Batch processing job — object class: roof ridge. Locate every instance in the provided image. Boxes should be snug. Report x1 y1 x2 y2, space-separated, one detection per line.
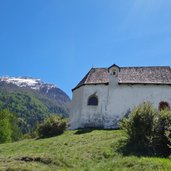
91 67 108 69
121 66 170 69
89 66 170 69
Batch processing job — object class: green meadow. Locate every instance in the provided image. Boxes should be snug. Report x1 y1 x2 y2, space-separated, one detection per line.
0 130 170 171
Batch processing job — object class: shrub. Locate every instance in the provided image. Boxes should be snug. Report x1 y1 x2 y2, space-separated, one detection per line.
120 102 171 156
121 102 157 153
37 115 67 138
154 109 171 156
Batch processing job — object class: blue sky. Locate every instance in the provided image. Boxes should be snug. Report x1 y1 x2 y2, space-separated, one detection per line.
0 0 171 97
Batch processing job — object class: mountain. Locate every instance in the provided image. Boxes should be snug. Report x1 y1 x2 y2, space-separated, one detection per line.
0 76 71 133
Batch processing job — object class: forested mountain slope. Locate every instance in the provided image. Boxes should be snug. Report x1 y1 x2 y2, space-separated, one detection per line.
0 77 71 133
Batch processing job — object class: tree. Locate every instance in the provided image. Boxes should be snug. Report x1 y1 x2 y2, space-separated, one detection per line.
0 110 12 143
0 109 21 143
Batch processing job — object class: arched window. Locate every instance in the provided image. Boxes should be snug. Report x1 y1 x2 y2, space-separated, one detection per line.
159 101 170 111
88 95 98 106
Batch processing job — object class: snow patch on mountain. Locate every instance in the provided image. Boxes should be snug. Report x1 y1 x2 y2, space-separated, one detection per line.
0 76 57 91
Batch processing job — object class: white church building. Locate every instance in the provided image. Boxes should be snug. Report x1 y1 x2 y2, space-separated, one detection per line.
70 64 171 129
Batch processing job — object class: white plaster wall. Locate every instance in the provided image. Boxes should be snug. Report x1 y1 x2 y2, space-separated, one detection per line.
69 86 84 129
106 83 171 128
80 85 108 128
70 84 108 129
70 82 171 129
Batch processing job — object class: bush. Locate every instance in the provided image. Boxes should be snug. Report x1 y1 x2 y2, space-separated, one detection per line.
37 115 67 138
154 110 171 156
121 102 157 154
120 102 171 156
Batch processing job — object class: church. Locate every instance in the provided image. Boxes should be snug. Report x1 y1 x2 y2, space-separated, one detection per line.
70 64 171 129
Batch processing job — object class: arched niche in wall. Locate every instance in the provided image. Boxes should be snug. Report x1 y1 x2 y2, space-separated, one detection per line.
159 101 170 111
87 95 98 106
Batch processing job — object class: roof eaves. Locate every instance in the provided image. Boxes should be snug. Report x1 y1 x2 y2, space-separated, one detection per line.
72 82 109 92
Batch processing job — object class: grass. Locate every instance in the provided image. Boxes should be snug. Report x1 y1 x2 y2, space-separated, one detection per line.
0 129 170 171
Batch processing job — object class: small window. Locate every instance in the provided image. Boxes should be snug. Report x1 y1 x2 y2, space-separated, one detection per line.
159 101 170 111
88 95 98 106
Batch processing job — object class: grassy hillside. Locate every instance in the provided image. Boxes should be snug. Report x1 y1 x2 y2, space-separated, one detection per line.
0 130 171 171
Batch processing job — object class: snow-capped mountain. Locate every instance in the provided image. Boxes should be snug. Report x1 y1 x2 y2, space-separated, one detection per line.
0 76 71 101
0 76 71 133
0 76 71 115
0 76 56 91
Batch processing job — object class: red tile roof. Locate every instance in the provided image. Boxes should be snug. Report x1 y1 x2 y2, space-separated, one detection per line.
72 65 171 91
